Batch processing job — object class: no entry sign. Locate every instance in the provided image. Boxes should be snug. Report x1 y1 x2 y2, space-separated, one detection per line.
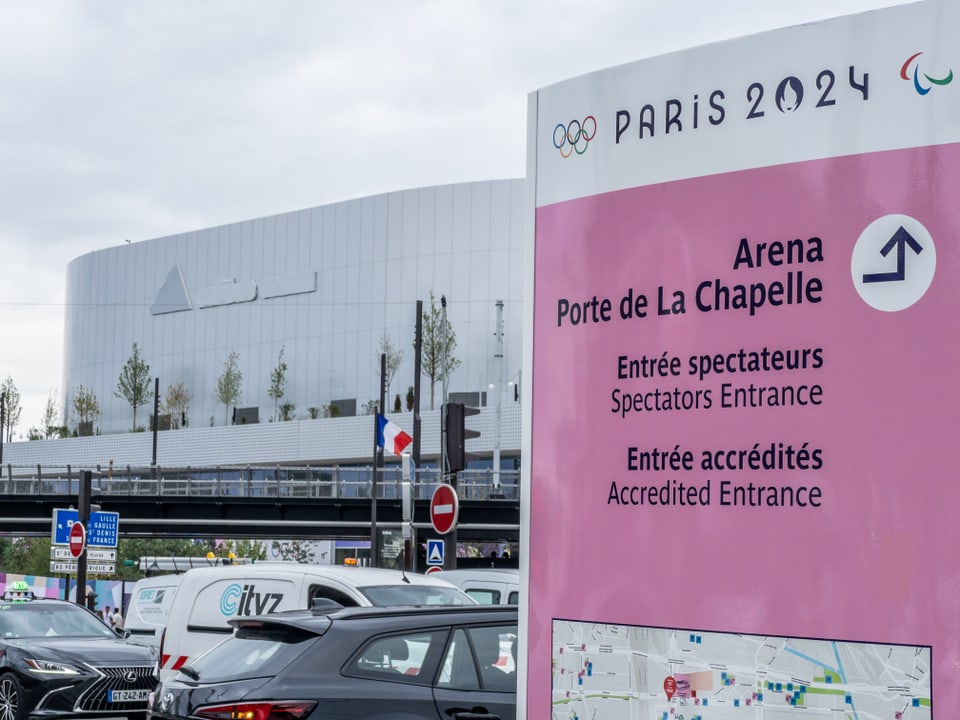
69 521 86 559
430 484 459 535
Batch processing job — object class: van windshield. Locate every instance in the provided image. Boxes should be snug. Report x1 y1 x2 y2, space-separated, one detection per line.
361 585 475 606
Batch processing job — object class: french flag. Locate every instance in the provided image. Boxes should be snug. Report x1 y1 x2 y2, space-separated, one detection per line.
377 414 413 456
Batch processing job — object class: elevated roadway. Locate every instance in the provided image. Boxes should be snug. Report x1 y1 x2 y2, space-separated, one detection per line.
0 465 520 544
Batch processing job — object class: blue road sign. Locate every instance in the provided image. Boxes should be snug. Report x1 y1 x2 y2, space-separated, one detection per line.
427 538 444 566
51 509 119 547
52 509 77 545
88 511 119 547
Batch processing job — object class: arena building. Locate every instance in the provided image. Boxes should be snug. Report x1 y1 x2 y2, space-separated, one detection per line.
5 179 524 472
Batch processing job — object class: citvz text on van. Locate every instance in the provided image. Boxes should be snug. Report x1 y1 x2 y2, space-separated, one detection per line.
220 584 284 616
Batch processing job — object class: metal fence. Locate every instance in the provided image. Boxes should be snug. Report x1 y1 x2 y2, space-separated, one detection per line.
0 464 520 502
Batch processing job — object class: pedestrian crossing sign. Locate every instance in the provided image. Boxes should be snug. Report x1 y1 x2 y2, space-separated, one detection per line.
427 539 444 566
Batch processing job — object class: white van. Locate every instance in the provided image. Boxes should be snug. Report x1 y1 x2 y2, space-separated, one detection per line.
124 574 182 647
434 568 520 605
157 563 474 680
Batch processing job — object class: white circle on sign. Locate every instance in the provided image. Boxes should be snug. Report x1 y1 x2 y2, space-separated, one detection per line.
851 214 936 312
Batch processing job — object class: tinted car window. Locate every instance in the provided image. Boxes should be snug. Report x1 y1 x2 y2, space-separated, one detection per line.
188 625 317 682
507 591 519 605
438 625 516 692
360 585 473 606
469 625 516 691
438 629 480 690
348 631 442 684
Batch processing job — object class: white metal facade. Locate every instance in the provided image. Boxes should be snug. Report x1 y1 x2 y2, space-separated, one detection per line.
2 405 521 469
62 179 525 438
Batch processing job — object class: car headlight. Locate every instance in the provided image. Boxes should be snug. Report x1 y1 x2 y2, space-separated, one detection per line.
24 659 82 675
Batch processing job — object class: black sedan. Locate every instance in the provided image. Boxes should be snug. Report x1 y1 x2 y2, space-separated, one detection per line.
0 587 157 720
149 603 518 720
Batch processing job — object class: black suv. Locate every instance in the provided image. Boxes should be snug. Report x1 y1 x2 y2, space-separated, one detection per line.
0 587 157 720
148 604 518 720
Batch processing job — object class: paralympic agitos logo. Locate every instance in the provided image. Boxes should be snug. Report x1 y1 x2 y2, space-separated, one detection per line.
900 51 953 95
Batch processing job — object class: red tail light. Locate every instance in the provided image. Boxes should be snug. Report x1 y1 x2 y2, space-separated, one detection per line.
196 702 317 720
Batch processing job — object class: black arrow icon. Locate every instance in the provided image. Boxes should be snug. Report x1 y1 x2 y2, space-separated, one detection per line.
862 226 924 283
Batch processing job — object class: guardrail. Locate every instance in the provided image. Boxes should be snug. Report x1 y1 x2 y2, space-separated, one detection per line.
0 464 520 501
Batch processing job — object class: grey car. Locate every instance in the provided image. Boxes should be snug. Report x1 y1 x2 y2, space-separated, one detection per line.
148 603 518 720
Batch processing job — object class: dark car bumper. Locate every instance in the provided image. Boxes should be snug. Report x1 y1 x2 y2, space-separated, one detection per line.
24 664 155 720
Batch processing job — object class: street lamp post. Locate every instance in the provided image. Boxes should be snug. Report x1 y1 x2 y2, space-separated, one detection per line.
0 391 5 466
492 300 504 494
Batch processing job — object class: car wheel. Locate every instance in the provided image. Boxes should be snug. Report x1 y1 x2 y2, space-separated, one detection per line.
0 674 22 720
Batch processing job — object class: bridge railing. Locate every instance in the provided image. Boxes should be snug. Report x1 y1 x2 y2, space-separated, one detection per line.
0 464 520 501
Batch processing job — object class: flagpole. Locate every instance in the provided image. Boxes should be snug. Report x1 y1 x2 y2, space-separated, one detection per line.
371 352 386 567
371 406 378 568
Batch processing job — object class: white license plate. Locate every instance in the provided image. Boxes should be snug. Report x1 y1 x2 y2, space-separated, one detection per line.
108 689 149 702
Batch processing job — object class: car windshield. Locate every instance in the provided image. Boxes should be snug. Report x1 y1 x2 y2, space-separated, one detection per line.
0 602 117 639
360 584 476 606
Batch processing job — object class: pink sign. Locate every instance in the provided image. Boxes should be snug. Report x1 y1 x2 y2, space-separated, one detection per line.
527 3 957 717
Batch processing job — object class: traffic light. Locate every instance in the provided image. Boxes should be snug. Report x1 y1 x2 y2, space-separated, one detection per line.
445 402 480 472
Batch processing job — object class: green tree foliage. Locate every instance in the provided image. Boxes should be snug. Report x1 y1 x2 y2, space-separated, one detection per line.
416 291 461 409
215 350 242 424
406 386 415 412
268 346 287 421
110 538 201 580
72 385 101 435
220 538 268 561
115 343 153 431
0 375 23 442
0 537 52 577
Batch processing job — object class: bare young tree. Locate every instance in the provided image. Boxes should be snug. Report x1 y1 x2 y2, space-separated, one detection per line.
163 381 192 429
0 375 22 442
376 332 405 402
216 350 242 425
268 346 287 421
115 342 152 431
41 389 63 438
416 291 461 409
72 385 101 436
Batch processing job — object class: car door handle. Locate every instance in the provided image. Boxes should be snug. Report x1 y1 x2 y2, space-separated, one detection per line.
446 709 501 720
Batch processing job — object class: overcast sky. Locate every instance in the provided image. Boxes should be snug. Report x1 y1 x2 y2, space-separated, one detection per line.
0 0 910 438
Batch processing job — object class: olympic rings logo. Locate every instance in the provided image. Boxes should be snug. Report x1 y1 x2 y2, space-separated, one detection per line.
552 116 597 157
